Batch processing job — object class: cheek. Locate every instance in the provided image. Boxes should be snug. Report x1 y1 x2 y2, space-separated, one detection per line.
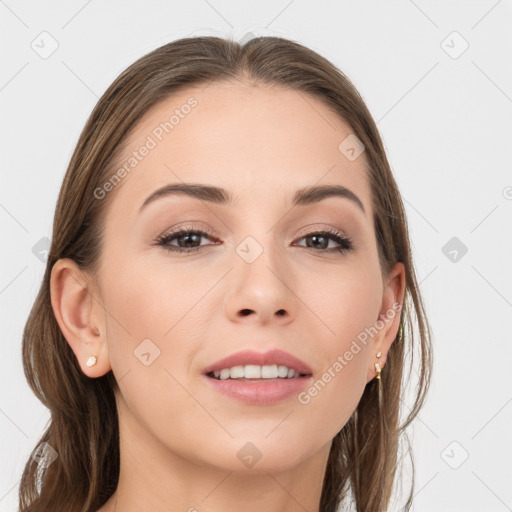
300 256 382 346
294 260 382 422
98 251 221 398
101 252 202 339
98 256 206 437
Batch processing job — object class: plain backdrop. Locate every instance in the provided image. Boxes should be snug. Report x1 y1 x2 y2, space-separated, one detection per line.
1 1 511 511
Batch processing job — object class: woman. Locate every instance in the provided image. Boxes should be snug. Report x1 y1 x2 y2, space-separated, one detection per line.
19 35 433 512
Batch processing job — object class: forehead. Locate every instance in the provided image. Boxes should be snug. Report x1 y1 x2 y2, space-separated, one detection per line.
106 80 372 219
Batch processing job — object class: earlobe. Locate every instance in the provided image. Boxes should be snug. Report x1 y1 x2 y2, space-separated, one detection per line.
49 258 111 377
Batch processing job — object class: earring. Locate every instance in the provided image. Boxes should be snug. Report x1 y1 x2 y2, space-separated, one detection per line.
86 355 98 367
375 351 382 379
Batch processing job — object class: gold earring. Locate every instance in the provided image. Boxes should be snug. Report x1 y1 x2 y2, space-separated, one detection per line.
86 355 98 367
374 362 381 380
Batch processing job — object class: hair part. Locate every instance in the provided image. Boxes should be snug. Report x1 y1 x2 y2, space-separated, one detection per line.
20 35 433 512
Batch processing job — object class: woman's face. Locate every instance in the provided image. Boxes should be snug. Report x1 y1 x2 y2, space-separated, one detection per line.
62 81 404 473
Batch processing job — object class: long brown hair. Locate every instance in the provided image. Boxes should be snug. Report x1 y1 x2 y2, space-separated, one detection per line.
19 35 433 512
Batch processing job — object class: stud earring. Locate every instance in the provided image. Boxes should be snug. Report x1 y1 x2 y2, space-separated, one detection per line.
376 351 382 358
86 355 98 367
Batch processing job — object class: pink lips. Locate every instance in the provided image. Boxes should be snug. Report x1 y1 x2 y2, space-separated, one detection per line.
202 349 313 405
204 374 312 405
202 348 313 376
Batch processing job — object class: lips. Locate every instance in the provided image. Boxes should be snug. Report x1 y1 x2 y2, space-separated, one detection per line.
202 348 313 376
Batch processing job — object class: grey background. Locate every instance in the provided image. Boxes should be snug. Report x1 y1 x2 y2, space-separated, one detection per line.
1 1 512 510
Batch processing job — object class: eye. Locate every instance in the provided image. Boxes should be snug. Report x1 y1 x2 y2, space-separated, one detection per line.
294 228 354 254
155 226 219 253
155 226 354 254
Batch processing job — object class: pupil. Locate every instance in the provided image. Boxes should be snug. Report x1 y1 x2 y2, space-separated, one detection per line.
308 235 327 249
180 233 200 247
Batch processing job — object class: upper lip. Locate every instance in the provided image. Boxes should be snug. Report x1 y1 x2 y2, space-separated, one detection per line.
203 349 313 376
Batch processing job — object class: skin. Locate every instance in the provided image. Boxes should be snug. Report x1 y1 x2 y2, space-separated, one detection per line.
50 80 405 512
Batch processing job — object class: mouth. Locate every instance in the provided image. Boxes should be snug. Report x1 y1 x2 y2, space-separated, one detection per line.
201 349 313 404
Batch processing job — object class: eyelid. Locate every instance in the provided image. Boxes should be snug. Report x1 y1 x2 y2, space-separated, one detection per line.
154 222 354 255
157 222 351 243
294 223 351 239
157 222 216 238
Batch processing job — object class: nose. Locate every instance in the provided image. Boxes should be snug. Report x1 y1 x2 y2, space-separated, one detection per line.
223 244 297 326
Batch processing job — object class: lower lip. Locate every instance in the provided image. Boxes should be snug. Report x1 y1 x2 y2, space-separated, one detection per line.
203 374 313 405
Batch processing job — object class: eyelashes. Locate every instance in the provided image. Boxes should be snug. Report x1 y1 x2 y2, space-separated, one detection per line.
154 226 354 255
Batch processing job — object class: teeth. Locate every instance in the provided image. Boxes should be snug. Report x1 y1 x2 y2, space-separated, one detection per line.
230 366 245 378
219 368 231 380
212 364 302 380
245 364 262 379
278 366 289 378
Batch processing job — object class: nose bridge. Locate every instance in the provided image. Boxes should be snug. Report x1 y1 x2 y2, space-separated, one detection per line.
236 228 289 291
223 226 296 324
231 203 287 271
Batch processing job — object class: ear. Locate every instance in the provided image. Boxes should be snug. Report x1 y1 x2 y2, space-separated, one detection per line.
50 258 111 377
367 262 406 380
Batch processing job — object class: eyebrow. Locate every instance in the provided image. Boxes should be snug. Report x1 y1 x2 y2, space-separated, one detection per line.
139 183 366 215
